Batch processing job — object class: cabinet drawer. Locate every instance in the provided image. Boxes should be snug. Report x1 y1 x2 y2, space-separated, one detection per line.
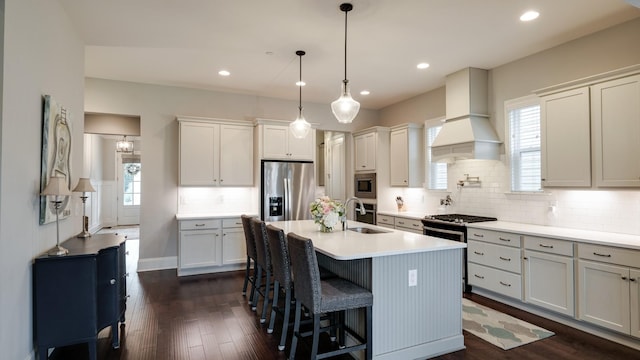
179 219 221 231
222 218 243 228
468 228 521 248
377 214 394 227
524 236 574 256
468 262 522 300
468 240 522 274
578 243 640 268
394 217 422 232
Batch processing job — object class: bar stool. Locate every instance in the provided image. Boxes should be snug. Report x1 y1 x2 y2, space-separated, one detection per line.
265 224 294 351
251 217 273 324
240 215 258 308
287 232 373 360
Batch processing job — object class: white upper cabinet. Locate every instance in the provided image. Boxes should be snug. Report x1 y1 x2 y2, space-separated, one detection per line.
260 123 314 161
591 74 640 187
540 87 592 187
354 132 376 171
178 117 253 186
389 123 424 187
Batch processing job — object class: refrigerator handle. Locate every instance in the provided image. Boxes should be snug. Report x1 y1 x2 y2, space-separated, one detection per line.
283 178 290 220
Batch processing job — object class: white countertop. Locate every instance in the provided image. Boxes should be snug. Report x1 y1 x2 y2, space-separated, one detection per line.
268 219 466 261
175 213 257 220
467 221 640 250
376 210 425 220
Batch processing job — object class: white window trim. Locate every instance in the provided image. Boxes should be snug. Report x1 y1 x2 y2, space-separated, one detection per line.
424 117 447 191
505 95 542 192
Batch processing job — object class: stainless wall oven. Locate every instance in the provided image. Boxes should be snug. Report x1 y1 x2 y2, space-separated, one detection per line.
422 214 497 292
354 173 376 199
355 203 376 225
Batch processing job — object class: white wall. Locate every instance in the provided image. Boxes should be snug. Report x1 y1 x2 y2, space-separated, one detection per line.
84 78 379 266
378 17 640 236
0 1 85 359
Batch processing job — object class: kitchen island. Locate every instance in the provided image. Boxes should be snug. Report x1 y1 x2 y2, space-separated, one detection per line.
269 220 467 360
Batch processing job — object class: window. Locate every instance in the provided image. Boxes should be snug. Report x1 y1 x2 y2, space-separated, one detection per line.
506 96 541 192
426 121 447 190
122 161 141 206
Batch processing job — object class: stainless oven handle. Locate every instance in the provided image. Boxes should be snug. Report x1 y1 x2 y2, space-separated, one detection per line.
423 226 465 237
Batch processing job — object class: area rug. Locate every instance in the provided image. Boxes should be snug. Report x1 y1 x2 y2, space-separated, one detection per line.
462 298 554 350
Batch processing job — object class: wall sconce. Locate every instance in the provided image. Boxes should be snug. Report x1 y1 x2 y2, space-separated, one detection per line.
116 135 134 153
72 178 96 238
40 175 72 256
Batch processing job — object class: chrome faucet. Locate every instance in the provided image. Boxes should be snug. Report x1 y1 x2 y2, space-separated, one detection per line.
343 197 366 231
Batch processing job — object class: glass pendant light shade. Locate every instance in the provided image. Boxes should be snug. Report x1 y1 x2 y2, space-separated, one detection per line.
331 80 360 124
290 108 311 139
290 50 311 139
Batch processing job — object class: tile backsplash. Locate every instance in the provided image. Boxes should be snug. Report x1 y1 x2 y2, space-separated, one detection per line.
391 159 640 236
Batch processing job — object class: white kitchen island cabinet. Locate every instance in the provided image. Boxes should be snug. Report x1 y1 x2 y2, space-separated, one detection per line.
268 220 466 360
178 117 253 186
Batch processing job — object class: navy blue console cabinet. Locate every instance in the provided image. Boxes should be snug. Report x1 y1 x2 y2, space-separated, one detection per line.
33 234 127 360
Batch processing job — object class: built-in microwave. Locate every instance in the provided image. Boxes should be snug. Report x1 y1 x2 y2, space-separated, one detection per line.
354 173 376 199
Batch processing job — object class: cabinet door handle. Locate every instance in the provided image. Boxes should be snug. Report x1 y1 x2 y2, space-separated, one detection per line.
499 281 512 287
472 233 484 238
473 251 484 256
195 223 205 227
539 244 554 248
110 279 116 285
220 179 223 182
397 221 405 225
499 237 511 242
622 276 628 281
630 278 637 282
412 223 420 228
593 252 611 258
499 256 511 262
474 274 485 279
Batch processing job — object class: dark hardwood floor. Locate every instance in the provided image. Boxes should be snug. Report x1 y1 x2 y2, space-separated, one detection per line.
51 239 640 360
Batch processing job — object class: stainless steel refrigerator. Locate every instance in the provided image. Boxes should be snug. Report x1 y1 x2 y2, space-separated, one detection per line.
261 160 315 221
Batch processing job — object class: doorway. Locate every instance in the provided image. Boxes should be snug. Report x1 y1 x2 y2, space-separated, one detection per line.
117 152 141 225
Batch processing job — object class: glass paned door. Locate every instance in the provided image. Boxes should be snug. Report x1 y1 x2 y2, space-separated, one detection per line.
117 153 141 225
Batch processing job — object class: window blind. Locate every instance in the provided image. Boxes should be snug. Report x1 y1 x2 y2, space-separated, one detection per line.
426 125 447 190
508 102 541 192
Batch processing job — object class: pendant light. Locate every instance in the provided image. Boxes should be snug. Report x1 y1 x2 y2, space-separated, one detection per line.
331 2 360 124
289 50 312 139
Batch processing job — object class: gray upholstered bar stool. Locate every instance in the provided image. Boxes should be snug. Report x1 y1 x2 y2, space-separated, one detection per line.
265 224 294 351
251 217 274 324
240 215 258 308
287 232 373 360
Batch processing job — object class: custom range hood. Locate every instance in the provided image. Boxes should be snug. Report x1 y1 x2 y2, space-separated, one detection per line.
431 67 501 162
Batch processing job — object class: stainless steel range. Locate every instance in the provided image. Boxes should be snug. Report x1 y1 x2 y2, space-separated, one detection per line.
422 214 497 292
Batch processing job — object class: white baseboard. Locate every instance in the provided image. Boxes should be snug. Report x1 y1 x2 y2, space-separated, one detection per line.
137 256 177 272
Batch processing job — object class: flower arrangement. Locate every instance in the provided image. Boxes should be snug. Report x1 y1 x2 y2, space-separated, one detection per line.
309 196 345 232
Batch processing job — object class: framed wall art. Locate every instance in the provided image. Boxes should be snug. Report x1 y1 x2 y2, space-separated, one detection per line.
40 95 72 225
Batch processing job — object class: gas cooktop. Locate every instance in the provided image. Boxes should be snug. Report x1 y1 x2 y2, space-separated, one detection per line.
423 214 497 224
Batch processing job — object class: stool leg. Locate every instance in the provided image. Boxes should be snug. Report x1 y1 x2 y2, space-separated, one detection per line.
268 281 280 333
289 300 303 360
252 266 262 311
310 313 322 360
260 270 271 323
242 256 250 295
278 288 292 351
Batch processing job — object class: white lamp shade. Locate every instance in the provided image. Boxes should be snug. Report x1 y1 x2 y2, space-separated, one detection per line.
73 177 96 193
41 175 72 196
289 110 311 139
331 82 360 124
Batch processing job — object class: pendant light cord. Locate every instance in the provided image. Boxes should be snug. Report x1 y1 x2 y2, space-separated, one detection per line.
296 50 305 113
343 6 348 83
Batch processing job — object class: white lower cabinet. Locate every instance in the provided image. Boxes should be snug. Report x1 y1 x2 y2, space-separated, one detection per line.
577 243 640 338
375 213 423 233
376 214 395 229
523 236 575 316
178 217 246 276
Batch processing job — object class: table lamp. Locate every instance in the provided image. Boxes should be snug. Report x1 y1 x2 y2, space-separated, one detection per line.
41 175 72 256
73 177 96 238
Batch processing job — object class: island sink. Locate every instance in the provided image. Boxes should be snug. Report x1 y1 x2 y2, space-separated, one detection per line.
347 227 390 234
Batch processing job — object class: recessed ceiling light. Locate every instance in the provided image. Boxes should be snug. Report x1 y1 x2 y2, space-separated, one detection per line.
296 81 306 87
520 10 539 22
218 70 230 76
360 90 370 95
417 63 430 69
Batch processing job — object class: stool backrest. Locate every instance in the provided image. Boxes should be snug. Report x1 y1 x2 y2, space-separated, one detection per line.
266 224 291 288
251 217 271 269
287 232 322 313
240 215 257 260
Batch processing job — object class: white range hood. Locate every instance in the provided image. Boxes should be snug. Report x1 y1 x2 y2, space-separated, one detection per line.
431 67 501 163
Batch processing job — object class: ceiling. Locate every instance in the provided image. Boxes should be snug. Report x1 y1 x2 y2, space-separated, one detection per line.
59 0 640 110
